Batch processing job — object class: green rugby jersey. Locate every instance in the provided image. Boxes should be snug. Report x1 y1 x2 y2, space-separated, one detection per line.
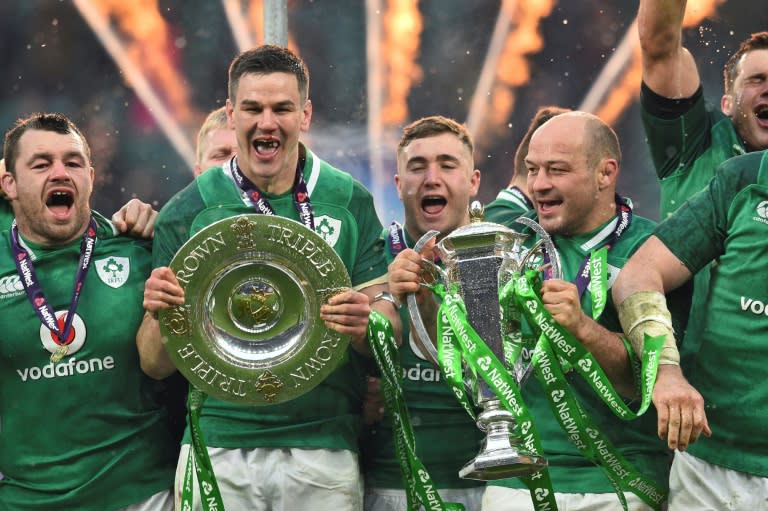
0 200 12 231
362 227 484 490
641 84 745 220
490 208 670 494
0 213 176 510
484 186 533 226
654 150 768 477
153 146 388 452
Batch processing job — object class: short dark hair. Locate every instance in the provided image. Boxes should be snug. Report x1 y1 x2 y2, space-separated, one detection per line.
3 112 91 176
723 32 768 94
228 45 310 103
398 115 474 156
514 106 571 178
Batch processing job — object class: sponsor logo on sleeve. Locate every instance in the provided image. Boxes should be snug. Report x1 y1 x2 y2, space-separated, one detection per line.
753 201 768 225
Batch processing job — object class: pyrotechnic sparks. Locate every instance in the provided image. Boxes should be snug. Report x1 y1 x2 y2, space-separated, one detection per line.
381 0 423 125
73 0 196 167
91 0 194 122
589 0 727 124
485 0 556 134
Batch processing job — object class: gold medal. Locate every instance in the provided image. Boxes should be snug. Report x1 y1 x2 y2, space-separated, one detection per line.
50 344 69 364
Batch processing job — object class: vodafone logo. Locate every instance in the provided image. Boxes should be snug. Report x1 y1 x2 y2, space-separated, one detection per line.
39 311 87 356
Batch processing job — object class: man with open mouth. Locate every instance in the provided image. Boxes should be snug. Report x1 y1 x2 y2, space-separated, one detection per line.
0 112 176 510
137 45 399 511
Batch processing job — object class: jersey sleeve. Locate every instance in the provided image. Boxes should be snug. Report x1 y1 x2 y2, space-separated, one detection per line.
152 184 206 268
348 180 388 287
654 155 755 273
640 84 712 180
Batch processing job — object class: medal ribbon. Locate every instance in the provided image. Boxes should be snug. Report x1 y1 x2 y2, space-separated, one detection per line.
386 222 442 265
11 217 98 363
387 221 407 257
544 194 631 300
572 195 632 310
231 154 314 230
367 310 464 511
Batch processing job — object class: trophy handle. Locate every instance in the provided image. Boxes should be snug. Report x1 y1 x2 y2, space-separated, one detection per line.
514 216 562 280
406 229 442 366
512 216 563 385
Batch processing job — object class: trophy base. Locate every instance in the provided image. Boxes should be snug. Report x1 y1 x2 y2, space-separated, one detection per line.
459 448 547 481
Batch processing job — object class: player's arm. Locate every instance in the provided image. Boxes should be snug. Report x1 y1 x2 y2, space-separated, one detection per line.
638 0 701 98
320 282 402 357
540 279 635 397
112 198 158 239
613 235 710 449
136 267 185 379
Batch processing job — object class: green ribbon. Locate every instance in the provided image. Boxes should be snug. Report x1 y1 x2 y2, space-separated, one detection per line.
507 271 666 510
180 388 226 511
588 247 608 320
434 284 559 511
367 310 465 511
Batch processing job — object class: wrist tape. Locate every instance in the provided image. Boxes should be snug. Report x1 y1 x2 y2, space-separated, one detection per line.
617 291 680 365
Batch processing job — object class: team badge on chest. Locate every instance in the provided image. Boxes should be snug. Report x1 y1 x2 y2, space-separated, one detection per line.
315 215 342 247
95 257 130 288
40 311 87 359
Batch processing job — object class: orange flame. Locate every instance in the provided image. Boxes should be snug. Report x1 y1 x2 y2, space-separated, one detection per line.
596 0 727 125
248 0 266 46
93 0 194 122
490 0 556 129
381 0 423 125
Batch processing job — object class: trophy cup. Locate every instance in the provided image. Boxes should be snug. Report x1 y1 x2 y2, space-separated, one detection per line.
407 202 561 480
159 214 351 405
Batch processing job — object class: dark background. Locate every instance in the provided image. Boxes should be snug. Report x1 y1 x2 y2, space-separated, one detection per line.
1 1 765 223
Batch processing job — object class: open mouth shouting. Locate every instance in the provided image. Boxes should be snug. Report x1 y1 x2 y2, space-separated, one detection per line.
46 189 75 220
756 104 768 128
252 137 280 159
421 195 447 217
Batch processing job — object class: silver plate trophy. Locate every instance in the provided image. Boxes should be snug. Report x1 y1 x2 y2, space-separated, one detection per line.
159 214 351 406
407 201 562 480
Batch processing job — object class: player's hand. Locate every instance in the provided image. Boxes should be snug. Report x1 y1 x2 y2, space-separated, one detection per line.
653 364 711 450
113 198 157 239
143 267 185 316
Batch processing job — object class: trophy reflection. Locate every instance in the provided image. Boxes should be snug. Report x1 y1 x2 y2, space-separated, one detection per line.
407 202 561 480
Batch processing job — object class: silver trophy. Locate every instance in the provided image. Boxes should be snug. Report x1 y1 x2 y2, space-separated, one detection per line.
407 201 561 480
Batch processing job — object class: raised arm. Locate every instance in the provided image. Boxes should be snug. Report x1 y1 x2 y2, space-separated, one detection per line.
638 0 701 98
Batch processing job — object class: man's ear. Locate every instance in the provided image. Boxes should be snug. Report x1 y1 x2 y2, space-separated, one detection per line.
225 99 235 129
1 171 17 200
597 159 618 190
721 93 734 116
